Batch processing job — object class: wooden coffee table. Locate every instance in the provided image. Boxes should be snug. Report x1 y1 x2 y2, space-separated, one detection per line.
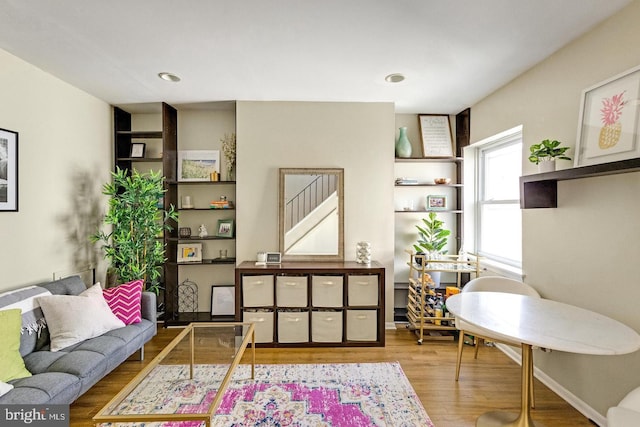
93 322 255 426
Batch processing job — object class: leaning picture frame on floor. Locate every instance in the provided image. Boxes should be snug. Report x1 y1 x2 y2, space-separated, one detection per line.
211 285 235 316
0 128 18 212
418 114 454 157
575 64 640 167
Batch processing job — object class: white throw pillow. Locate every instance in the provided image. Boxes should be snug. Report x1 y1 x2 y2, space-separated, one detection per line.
0 381 14 397
37 284 125 352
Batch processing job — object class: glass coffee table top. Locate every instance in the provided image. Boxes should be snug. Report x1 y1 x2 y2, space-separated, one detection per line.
93 322 255 426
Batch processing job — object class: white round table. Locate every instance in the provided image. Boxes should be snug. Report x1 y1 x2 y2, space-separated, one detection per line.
446 292 640 427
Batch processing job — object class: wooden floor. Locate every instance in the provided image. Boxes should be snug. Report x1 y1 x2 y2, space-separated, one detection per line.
71 326 596 426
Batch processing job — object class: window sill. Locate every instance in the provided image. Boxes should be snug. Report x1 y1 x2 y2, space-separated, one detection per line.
481 258 524 281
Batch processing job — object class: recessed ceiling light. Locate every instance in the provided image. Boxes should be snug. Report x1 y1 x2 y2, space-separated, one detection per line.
385 73 405 83
158 72 181 82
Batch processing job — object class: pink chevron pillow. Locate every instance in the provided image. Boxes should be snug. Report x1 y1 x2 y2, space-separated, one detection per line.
102 279 144 325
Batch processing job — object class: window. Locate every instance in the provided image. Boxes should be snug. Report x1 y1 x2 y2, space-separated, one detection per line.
475 128 522 267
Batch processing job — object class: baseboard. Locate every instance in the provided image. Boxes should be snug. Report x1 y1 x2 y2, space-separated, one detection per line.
386 321 397 330
495 344 605 426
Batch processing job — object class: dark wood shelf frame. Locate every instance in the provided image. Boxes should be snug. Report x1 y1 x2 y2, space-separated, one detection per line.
520 157 640 208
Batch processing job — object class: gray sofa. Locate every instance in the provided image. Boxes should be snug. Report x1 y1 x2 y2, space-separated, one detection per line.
0 275 157 404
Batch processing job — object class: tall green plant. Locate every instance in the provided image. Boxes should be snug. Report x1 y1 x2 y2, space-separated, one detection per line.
91 167 178 294
413 212 451 256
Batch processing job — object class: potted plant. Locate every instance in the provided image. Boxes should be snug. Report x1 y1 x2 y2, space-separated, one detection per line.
413 212 451 287
91 167 178 294
528 139 571 172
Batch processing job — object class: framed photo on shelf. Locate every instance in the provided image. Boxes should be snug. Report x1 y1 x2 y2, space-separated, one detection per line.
130 143 146 158
211 286 235 316
216 219 235 238
418 114 454 157
177 243 202 263
178 150 220 182
0 128 18 212
426 195 447 210
575 64 640 167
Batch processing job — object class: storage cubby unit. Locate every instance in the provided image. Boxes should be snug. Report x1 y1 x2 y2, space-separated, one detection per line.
235 261 385 347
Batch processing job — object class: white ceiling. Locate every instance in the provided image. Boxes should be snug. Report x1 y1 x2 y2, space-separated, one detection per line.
0 0 631 113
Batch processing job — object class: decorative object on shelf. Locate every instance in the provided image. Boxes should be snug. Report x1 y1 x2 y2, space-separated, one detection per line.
177 243 202 263
403 199 414 211
418 115 454 157
211 285 235 316
198 224 208 238
90 168 178 294
178 150 220 182
178 227 192 238
0 127 18 212
395 126 412 158
426 195 447 210
216 219 234 238
177 279 198 313
221 132 236 181
434 177 451 185
219 249 228 259
210 171 219 181
265 252 282 264
575 64 640 167
395 177 418 185
210 199 234 209
356 241 372 264
528 139 571 172
130 143 145 158
181 195 193 209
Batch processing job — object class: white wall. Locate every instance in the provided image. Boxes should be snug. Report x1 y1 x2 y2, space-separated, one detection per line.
0 49 111 290
470 1 640 418
235 101 396 321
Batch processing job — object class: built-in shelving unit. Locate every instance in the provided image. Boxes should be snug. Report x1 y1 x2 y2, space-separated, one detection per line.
519 157 640 208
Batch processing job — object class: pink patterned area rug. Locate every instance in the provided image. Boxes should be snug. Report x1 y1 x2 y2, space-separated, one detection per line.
109 362 434 426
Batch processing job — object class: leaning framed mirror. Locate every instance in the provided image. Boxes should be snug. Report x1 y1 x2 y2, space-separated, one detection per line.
279 168 344 261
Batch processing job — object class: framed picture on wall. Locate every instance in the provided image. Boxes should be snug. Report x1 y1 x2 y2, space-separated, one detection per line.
575 64 640 167
0 128 18 212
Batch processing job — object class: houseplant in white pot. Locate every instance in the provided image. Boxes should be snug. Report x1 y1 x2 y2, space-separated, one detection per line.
528 139 571 172
413 212 451 287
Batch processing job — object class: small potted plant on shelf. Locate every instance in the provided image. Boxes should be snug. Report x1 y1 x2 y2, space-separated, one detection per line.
91 167 178 294
528 139 571 173
413 212 451 287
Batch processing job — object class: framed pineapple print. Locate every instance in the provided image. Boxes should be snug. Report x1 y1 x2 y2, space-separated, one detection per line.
575 65 640 167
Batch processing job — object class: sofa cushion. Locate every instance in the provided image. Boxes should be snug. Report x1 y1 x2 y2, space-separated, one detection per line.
0 308 32 382
1 372 81 404
37 284 125 351
102 279 143 325
0 286 52 356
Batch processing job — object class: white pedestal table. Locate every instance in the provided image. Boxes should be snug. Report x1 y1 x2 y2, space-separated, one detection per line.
446 292 640 427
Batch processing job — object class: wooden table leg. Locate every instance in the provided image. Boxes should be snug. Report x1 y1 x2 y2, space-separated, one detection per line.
475 343 542 427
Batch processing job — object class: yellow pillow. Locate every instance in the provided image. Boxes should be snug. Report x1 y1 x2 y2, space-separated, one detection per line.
0 308 32 382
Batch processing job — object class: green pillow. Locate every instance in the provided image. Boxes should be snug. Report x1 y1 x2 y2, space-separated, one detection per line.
0 308 32 382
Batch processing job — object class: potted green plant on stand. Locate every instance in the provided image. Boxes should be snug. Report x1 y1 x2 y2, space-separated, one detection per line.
528 139 571 173
413 211 451 287
91 167 178 294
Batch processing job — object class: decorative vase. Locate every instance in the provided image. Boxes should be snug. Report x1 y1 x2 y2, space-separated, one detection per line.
395 127 412 158
226 163 234 181
356 241 372 264
537 159 556 173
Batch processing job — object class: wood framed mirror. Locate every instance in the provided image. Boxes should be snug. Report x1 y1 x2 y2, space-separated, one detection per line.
279 168 344 261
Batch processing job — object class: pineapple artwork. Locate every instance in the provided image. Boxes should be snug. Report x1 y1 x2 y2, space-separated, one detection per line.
598 91 627 149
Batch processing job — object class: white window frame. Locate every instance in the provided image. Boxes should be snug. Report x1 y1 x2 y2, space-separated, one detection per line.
464 126 523 275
